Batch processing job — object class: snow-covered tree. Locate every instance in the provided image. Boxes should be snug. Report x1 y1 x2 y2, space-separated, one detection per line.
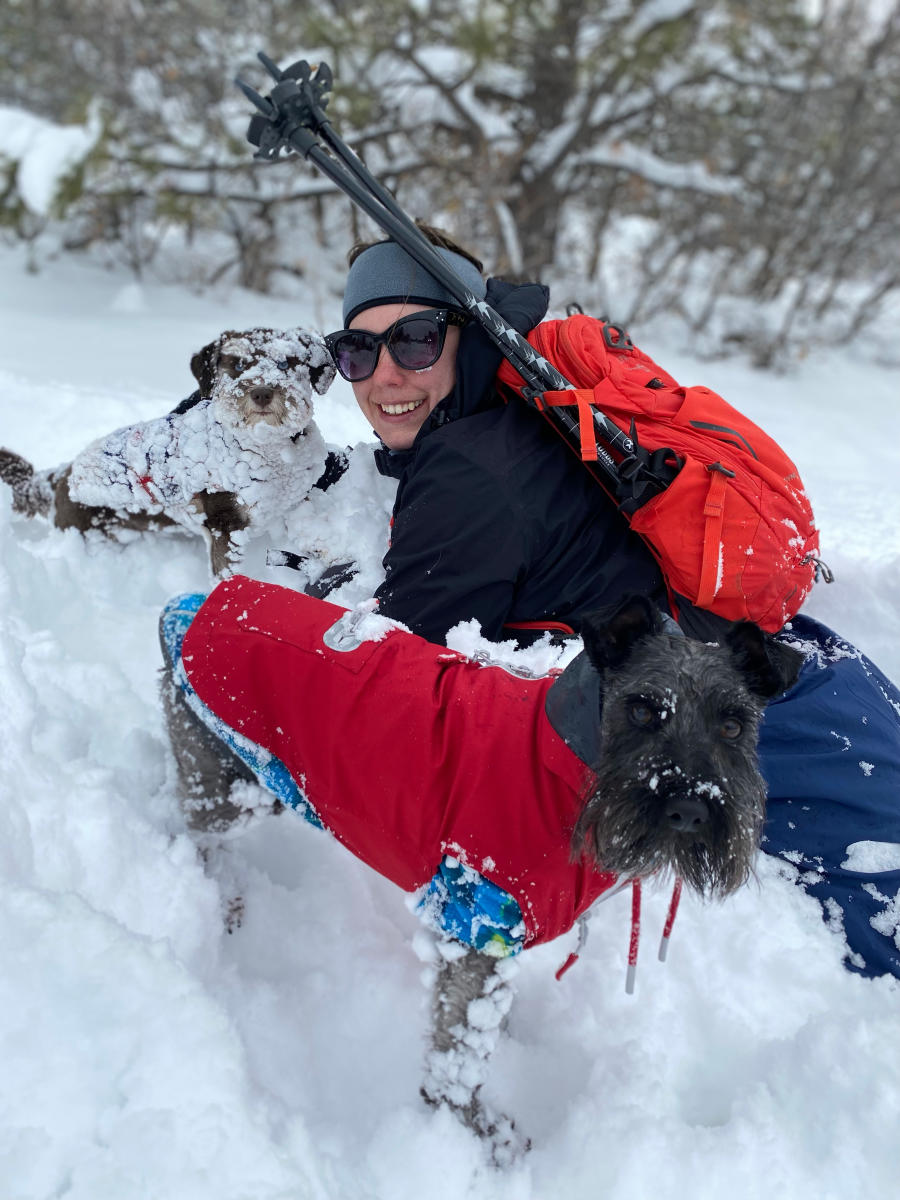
1 0 897 355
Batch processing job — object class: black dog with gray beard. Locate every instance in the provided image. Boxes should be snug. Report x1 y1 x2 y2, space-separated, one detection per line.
568 596 804 898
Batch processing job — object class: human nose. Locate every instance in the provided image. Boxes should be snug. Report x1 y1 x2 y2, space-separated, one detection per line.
369 340 407 382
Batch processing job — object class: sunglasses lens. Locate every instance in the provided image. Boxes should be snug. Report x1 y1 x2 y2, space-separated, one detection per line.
333 331 378 381
328 312 448 381
389 316 443 370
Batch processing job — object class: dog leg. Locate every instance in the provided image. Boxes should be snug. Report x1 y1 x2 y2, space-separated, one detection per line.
423 942 527 1163
159 663 258 833
194 490 250 577
160 663 287 934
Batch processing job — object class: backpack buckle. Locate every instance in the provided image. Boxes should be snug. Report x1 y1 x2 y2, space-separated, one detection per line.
602 323 633 352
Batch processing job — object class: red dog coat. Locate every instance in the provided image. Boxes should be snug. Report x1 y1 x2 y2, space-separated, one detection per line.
181 575 619 947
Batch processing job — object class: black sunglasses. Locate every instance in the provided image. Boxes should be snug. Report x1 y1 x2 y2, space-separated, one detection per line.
324 309 467 383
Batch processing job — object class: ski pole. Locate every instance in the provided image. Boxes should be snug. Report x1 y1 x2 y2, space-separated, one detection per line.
235 55 670 499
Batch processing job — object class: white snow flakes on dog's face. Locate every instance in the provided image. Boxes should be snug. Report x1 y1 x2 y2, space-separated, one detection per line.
67 325 334 531
214 328 336 430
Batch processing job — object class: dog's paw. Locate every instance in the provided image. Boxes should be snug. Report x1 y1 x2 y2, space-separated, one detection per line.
194 845 245 935
223 893 245 934
183 791 254 834
420 1086 530 1166
479 1108 531 1169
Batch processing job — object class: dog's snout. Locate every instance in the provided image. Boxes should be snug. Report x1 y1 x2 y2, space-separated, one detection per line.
665 795 709 833
250 385 274 406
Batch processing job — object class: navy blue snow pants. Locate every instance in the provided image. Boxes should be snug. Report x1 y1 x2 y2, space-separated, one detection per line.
760 615 900 979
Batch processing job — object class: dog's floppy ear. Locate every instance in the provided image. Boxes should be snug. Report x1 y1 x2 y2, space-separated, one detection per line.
285 328 335 396
190 334 227 398
580 595 664 672
309 359 335 395
724 621 805 699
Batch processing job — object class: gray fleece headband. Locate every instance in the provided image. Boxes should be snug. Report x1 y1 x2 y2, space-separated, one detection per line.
342 241 486 326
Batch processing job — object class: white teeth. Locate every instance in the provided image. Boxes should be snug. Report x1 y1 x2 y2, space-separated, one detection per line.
379 400 423 415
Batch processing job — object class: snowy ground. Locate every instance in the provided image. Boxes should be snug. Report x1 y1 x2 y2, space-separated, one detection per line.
1 242 899 1199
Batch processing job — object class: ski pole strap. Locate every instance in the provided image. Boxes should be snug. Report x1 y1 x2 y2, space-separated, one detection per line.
538 389 617 466
577 394 599 462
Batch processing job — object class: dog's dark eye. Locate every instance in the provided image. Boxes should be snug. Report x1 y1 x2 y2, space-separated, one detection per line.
275 359 290 371
720 716 743 740
628 701 658 728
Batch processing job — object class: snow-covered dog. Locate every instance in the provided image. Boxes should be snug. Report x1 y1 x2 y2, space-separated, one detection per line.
0 327 335 576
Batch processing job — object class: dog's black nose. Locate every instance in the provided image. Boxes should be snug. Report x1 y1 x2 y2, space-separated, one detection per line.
250 385 273 406
665 795 709 833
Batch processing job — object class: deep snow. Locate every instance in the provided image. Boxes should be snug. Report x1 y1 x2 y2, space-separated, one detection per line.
1 242 899 1200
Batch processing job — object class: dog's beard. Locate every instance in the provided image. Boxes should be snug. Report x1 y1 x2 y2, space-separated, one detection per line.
236 392 290 427
216 384 312 431
574 771 766 899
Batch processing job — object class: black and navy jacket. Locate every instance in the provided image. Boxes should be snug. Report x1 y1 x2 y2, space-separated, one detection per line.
370 278 667 644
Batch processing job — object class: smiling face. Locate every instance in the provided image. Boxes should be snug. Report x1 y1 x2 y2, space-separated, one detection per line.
349 303 460 450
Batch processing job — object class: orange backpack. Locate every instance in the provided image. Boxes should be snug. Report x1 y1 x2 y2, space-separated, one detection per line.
496 315 826 632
